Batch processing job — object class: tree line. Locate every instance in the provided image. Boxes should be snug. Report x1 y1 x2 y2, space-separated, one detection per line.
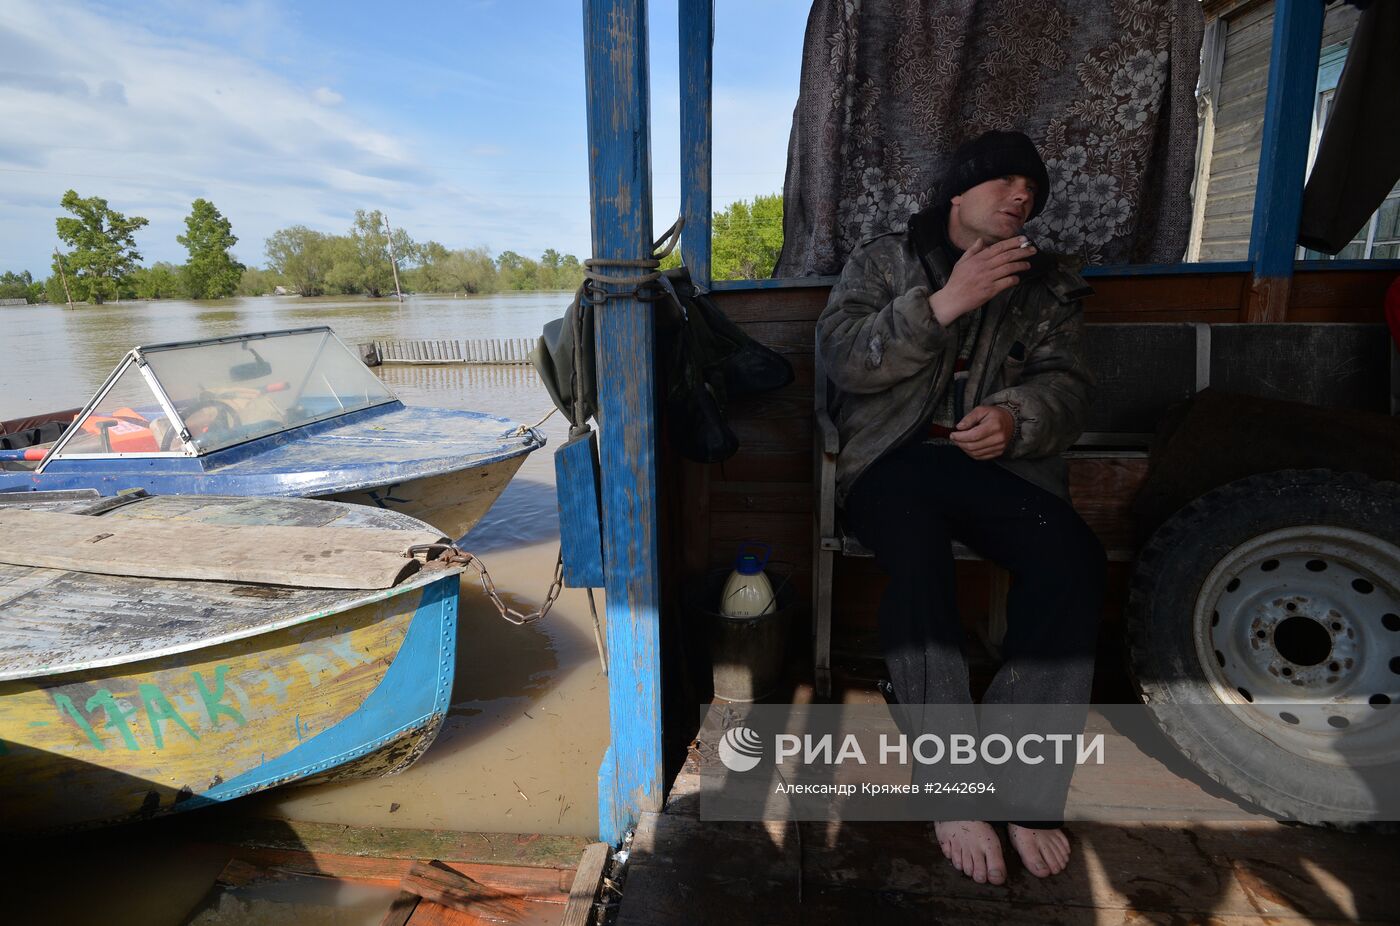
1 190 785 306
31 192 241 305
263 216 586 298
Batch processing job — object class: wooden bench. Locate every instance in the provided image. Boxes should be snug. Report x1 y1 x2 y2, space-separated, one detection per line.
811 321 1397 697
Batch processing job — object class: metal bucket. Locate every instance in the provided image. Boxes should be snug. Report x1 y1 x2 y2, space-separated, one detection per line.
687 564 795 702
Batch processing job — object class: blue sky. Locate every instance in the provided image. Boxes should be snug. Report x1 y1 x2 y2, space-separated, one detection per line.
0 0 807 277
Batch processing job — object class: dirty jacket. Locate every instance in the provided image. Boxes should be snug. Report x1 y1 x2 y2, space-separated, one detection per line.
817 226 1096 504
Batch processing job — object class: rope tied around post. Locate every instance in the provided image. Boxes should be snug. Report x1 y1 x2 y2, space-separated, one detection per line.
491 217 686 670
580 216 684 305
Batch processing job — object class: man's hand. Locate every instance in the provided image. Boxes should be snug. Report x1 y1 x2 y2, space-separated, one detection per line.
951 405 1014 460
928 237 1036 327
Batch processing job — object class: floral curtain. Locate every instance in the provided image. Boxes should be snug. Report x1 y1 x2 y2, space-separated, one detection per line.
774 0 1204 277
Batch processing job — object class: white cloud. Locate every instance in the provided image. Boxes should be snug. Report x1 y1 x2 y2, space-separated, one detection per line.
311 86 343 107
0 1 587 274
97 80 128 106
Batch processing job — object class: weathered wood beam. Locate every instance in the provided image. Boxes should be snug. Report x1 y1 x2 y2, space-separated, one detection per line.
562 843 612 926
398 860 524 920
582 0 665 845
202 845 576 897
680 0 714 288
192 818 591 867
1245 0 1324 322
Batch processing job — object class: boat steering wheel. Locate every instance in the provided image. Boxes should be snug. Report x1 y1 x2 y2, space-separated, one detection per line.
177 398 240 447
157 420 181 451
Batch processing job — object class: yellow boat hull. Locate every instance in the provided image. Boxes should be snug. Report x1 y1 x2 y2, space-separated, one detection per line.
0 574 458 833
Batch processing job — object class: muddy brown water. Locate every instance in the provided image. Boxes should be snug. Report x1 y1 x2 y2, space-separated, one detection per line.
5 294 611 923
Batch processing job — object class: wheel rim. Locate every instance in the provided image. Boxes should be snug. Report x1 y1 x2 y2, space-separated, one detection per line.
1193 525 1400 765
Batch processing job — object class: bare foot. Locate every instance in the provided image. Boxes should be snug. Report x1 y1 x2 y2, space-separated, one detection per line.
933 820 1006 885
1006 824 1071 877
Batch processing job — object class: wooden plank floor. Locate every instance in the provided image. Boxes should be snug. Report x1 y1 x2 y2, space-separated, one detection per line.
200 856 569 925
13 811 608 925
618 689 1400 925
619 814 1400 925
191 818 608 925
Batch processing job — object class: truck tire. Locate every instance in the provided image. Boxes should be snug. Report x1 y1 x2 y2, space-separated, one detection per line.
1127 469 1400 825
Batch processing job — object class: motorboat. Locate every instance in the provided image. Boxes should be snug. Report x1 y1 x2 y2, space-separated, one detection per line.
0 489 464 832
0 327 544 539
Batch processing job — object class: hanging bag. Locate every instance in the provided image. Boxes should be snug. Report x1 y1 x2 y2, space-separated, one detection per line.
530 266 794 584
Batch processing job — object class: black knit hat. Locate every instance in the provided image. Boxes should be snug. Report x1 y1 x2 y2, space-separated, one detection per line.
938 130 1050 221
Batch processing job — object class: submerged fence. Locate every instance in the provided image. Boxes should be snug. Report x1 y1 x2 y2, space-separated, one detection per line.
360 337 536 366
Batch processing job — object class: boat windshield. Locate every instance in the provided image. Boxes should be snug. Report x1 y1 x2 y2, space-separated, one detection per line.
53 328 396 458
53 359 178 456
144 329 396 453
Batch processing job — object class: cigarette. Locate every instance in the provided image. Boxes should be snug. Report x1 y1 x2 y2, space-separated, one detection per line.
1019 239 1032 249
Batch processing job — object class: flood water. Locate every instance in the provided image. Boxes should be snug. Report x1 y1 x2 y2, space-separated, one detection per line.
4 294 610 848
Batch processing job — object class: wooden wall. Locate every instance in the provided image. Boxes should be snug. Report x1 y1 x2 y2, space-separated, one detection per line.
669 267 1398 680
1194 1 1361 261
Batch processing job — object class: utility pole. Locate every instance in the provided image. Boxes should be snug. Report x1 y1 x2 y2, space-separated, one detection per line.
53 248 74 310
383 214 405 304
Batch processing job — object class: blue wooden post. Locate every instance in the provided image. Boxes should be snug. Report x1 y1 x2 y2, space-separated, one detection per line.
582 0 664 845
1246 0 1324 322
680 0 714 289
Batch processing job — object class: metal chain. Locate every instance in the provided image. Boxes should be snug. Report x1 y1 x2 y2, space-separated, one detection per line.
407 543 565 626
409 216 682 645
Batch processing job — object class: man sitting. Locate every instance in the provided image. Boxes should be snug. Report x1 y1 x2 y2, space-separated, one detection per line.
817 130 1106 884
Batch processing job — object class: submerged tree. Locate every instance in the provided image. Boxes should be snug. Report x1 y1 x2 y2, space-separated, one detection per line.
52 190 149 304
178 198 244 299
323 210 416 297
263 218 582 296
265 225 334 296
535 248 585 290
130 262 182 299
410 242 498 294
0 270 42 304
495 249 536 290
236 266 283 296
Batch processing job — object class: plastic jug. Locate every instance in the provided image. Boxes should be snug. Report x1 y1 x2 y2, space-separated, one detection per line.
721 542 776 617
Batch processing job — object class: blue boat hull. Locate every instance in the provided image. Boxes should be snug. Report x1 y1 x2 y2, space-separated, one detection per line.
1 403 541 538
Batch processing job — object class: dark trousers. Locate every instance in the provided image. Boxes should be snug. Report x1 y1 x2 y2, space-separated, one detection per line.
845 443 1106 824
